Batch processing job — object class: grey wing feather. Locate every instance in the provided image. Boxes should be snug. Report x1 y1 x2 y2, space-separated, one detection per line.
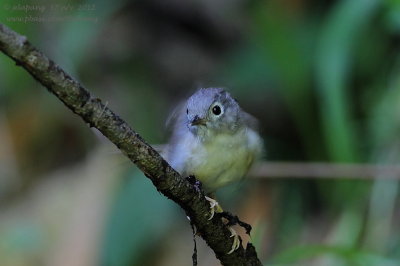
164 101 188 161
241 111 260 131
165 101 186 131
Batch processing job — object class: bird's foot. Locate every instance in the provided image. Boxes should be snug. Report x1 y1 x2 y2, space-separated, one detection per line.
186 175 203 194
228 227 241 254
204 196 241 254
220 211 252 235
205 196 223 220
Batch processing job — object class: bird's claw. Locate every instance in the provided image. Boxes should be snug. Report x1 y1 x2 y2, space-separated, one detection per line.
227 227 240 254
205 196 222 220
204 196 241 254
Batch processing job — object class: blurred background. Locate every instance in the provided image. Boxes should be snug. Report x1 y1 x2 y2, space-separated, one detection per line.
1 0 400 265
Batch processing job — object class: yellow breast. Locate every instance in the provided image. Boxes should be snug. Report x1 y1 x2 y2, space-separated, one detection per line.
184 128 261 191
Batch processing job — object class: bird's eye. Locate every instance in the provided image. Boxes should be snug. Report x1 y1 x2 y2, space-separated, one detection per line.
212 105 222 116
186 108 189 114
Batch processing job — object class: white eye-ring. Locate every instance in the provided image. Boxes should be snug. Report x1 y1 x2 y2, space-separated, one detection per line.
210 102 224 117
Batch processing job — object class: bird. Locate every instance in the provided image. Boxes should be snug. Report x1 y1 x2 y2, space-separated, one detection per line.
163 87 263 253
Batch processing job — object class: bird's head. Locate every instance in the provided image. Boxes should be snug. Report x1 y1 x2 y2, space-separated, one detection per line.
186 88 242 141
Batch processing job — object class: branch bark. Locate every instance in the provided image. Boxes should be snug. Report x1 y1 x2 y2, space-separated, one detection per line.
0 23 262 266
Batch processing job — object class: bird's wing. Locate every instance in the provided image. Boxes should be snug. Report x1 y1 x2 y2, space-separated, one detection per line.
163 101 188 162
165 101 186 131
241 111 260 131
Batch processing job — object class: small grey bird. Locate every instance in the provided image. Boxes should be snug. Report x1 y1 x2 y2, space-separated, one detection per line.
163 88 262 253
164 87 263 192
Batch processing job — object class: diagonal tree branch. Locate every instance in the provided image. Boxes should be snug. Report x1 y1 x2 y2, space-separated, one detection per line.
0 23 262 265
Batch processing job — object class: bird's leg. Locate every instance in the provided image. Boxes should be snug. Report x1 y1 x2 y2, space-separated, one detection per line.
186 175 203 194
205 194 241 254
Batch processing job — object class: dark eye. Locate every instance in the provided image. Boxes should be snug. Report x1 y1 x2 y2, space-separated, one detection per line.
212 105 221 115
186 108 189 114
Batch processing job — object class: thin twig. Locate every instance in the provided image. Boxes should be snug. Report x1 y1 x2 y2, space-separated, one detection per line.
250 162 400 179
142 147 400 179
0 23 262 266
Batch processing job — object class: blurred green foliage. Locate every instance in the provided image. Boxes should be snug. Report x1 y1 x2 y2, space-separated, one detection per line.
1 0 400 265
101 169 177 266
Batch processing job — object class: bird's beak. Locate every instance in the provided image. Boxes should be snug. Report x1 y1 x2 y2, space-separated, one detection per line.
191 116 207 126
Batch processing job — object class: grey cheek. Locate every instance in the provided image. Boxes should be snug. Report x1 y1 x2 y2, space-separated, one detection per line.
209 122 221 132
188 125 198 135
